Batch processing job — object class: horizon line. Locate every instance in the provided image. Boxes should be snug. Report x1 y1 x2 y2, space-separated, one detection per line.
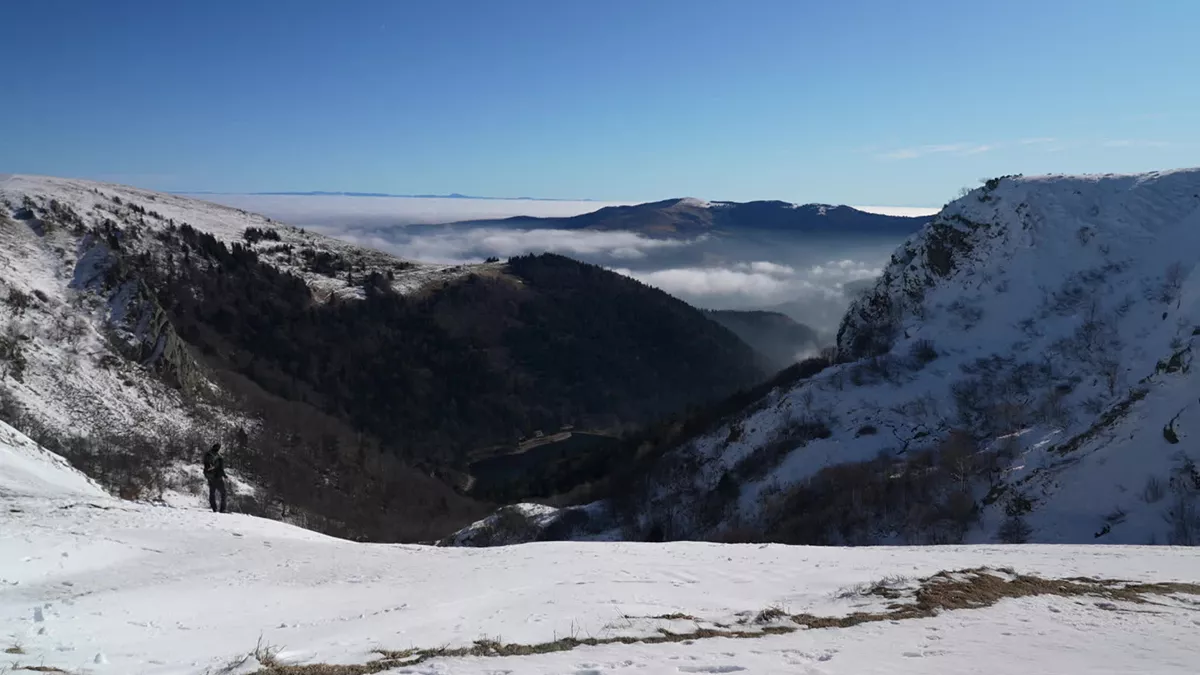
174 190 940 216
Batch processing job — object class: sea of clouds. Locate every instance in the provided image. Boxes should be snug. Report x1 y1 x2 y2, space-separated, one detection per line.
192 193 926 335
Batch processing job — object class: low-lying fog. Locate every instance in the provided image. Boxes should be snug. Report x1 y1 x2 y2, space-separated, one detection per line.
191 194 935 337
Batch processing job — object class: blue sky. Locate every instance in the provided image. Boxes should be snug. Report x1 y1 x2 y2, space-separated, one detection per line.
3 0 1197 206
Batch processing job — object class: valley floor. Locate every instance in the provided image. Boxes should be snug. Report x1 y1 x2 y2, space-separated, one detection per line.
3 425 1199 674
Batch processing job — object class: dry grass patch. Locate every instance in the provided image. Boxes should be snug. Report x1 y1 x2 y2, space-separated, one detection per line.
793 567 1200 629
752 606 788 624
836 574 910 600
252 568 1200 674
647 612 698 621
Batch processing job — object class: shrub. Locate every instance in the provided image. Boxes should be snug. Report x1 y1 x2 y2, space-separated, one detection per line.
1143 475 1167 503
1160 262 1186 304
0 329 28 382
6 288 35 311
1005 492 1033 517
998 514 1032 543
243 227 282 244
1164 457 1200 546
1166 491 1199 546
866 354 901 382
908 339 938 367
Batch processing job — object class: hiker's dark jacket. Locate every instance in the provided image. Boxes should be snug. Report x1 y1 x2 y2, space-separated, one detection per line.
203 451 225 483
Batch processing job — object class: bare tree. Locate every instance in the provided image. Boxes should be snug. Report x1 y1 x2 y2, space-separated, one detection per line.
999 514 1032 543
1161 262 1186 304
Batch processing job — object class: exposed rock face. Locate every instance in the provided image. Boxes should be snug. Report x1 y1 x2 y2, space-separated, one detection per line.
573 170 1200 547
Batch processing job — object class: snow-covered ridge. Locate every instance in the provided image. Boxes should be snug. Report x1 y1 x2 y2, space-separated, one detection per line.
440 502 619 547
0 174 492 441
621 169 1200 546
1 175 481 301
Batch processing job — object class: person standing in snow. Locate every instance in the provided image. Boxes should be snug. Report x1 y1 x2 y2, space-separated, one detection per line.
202 443 227 513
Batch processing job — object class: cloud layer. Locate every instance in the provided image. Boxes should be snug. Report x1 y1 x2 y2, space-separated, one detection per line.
310 221 896 334
215 195 911 335
317 226 702 264
876 143 996 160
612 258 882 314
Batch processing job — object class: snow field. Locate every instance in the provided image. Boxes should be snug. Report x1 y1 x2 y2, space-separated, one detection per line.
3 421 1199 674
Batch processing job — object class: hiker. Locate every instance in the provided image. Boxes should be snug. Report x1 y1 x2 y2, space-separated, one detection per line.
202 443 227 513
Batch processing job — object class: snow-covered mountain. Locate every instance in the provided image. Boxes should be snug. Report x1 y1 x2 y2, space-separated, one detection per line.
0 175 480 506
0 174 475 429
3 418 1199 674
492 170 1200 548
0 174 772 541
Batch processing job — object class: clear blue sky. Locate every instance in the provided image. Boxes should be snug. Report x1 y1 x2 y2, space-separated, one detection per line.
3 0 1198 206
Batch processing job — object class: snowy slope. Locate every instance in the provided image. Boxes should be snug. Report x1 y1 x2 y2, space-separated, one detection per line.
620 170 1200 546
0 421 109 502
1 175 480 301
0 174 488 445
0 178 221 443
2 422 1199 674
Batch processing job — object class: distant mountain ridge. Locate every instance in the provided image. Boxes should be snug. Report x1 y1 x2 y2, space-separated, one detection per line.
453 198 930 237
178 190 602 202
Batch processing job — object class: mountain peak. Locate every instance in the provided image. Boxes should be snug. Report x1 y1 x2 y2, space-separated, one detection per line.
453 195 929 237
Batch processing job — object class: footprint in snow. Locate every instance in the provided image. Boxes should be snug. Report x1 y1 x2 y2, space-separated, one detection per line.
781 649 835 665
677 667 746 673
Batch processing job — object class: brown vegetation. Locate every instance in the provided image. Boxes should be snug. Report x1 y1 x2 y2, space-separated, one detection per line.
246 568 1200 674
